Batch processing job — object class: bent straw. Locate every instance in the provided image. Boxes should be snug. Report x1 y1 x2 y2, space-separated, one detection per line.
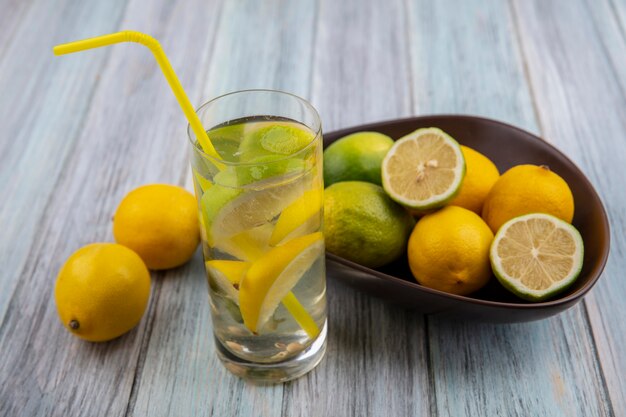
54 31 320 339
53 30 219 160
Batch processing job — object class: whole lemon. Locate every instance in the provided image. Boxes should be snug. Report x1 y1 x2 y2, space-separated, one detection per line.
113 184 200 270
449 146 500 214
324 181 414 268
55 243 151 342
323 132 394 186
481 164 574 233
408 206 494 295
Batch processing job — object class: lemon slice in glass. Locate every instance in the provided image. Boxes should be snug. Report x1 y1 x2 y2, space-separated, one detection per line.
490 213 584 301
381 127 465 210
205 260 250 302
239 232 323 335
269 188 323 246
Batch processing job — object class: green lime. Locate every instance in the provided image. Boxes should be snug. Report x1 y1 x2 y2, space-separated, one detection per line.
324 181 414 268
323 131 394 186
238 122 315 162
490 213 584 301
381 127 465 211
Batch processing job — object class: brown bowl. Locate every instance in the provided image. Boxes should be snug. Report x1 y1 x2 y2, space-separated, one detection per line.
324 115 610 323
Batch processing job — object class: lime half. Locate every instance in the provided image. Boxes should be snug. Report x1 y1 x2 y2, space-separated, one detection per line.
490 213 584 301
381 127 465 210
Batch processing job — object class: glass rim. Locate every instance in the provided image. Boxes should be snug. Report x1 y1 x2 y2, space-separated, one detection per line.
187 89 322 167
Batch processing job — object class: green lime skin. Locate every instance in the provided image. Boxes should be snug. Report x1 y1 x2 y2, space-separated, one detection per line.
323 132 394 186
324 181 415 268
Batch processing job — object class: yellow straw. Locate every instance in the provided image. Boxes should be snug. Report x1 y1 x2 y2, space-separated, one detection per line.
282 292 320 339
53 30 220 160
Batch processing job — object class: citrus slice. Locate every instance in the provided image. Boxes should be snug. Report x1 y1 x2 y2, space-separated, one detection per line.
205 260 250 302
201 179 302 246
269 188 323 246
239 232 323 335
490 213 584 301
238 121 315 162
216 223 273 261
381 127 465 210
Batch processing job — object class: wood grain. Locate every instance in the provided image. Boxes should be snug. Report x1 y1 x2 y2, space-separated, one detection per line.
309 0 413 131
0 0 129 326
0 0 219 415
407 1 612 415
280 1 432 416
513 0 626 413
0 0 622 415
130 1 317 416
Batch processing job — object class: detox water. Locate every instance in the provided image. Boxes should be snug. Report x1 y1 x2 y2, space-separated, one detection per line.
191 116 327 366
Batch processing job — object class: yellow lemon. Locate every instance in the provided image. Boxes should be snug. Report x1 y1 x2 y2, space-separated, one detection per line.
482 165 574 233
449 146 500 214
408 206 494 295
269 188 323 246
205 259 250 302
54 243 151 342
239 232 323 335
113 184 200 270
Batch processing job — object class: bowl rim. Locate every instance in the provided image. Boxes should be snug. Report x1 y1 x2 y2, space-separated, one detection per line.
324 114 611 309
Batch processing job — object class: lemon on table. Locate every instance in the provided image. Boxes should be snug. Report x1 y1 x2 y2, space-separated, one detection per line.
382 127 465 211
323 131 394 186
449 145 500 214
407 206 494 296
324 181 414 268
113 184 200 270
239 232 324 334
54 243 151 342
490 213 584 301
482 164 574 233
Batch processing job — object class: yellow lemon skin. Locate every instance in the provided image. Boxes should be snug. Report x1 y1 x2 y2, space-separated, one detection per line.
239 232 323 333
54 243 151 342
449 146 500 214
113 184 200 270
481 165 574 233
408 206 494 296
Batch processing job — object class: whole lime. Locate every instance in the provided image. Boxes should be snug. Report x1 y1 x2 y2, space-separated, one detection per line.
323 131 394 186
324 181 414 268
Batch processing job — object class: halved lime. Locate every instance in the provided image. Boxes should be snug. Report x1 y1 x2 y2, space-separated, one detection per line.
381 127 465 210
490 213 584 301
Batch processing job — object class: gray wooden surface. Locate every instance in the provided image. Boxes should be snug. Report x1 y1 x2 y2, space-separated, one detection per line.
0 0 624 416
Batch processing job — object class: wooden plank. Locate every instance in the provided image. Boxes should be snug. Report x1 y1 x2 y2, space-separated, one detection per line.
513 0 626 413
281 1 432 416
0 0 33 59
0 0 222 415
407 0 613 415
0 0 128 321
129 1 318 416
309 0 413 131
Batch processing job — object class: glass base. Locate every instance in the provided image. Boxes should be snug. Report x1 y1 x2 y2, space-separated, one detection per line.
215 321 327 383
